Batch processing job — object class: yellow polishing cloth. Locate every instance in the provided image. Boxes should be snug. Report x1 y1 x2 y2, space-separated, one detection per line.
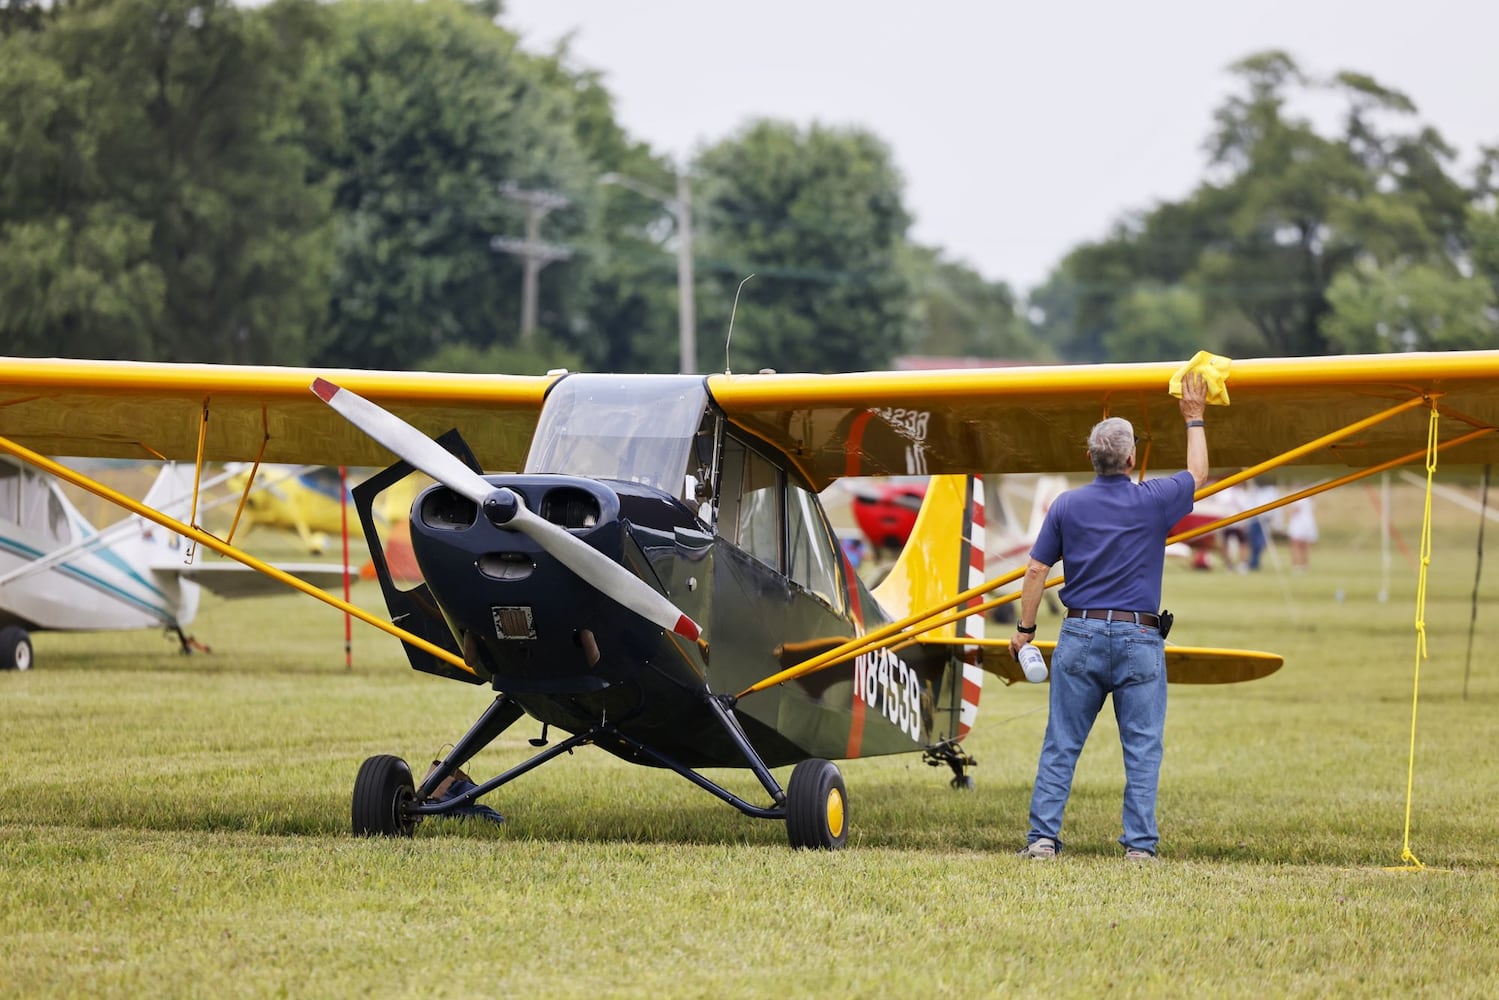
1169 350 1232 406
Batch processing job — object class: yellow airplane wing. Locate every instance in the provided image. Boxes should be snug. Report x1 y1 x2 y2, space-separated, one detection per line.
5 352 1499 484
706 351 1499 488
0 357 555 469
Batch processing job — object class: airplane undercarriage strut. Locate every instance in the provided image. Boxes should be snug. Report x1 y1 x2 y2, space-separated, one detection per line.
406 691 789 823
169 625 210 655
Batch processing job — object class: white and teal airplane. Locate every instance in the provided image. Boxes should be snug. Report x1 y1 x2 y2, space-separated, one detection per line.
0 457 346 670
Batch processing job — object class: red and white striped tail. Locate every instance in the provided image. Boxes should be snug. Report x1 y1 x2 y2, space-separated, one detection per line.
957 476 986 740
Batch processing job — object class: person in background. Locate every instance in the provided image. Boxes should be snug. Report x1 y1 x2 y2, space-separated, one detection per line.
1243 481 1268 571
840 535 867 570
1009 372 1210 862
1216 480 1250 572
1286 496 1318 572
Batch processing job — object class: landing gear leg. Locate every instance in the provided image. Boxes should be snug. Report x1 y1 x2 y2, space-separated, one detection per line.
923 739 977 790
416 694 525 800
169 625 210 655
353 694 525 837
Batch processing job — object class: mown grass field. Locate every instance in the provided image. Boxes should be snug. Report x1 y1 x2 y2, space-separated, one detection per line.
3 478 1498 997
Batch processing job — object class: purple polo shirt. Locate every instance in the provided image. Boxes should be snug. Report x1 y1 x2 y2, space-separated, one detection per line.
1030 471 1196 613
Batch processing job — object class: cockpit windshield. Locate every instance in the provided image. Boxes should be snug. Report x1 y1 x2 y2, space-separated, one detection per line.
524 375 709 501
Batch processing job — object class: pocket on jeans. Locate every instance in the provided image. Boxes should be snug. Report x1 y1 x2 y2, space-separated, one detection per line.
1056 623 1093 677
1120 634 1164 685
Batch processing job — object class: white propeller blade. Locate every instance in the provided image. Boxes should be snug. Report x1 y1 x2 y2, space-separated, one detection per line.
311 378 702 643
312 378 491 505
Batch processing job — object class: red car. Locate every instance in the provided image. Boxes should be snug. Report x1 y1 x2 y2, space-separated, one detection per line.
851 479 928 552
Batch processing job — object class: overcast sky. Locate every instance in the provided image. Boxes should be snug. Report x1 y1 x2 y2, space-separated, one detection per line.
501 0 1498 293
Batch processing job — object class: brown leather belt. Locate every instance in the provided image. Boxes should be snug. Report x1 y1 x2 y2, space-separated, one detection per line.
1066 609 1161 628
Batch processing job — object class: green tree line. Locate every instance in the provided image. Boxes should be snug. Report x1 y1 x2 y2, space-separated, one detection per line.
1031 52 1499 362
2 3 1493 371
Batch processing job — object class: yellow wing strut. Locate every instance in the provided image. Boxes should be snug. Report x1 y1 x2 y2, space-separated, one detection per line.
0 432 478 678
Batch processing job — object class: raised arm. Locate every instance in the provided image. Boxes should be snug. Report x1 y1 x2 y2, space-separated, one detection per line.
1178 371 1209 489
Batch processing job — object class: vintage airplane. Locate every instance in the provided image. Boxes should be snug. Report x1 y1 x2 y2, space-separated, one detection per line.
0 455 350 670
219 464 363 555
3 351 1497 848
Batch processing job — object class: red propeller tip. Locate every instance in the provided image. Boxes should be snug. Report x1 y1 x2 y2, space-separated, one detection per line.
310 378 339 403
673 615 701 642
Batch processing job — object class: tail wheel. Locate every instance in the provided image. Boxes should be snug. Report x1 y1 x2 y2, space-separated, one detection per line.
0 626 32 671
785 758 848 850
352 754 418 838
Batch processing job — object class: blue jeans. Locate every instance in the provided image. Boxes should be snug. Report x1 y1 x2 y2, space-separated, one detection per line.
1247 519 1267 570
1026 618 1168 854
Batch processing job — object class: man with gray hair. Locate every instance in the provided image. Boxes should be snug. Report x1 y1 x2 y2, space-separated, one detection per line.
1010 372 1210 860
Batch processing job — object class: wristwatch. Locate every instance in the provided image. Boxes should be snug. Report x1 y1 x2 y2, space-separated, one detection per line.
1015 623 1037 634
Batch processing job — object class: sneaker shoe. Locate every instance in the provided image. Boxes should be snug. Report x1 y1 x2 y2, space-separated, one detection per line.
1124 848 1157 862
1017 837 1057 860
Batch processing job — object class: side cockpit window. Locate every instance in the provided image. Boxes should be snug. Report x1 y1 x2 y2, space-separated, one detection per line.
788 482 840 606
715 432 843 611
717 435 782 571
2 464 72 547
0 462 18 525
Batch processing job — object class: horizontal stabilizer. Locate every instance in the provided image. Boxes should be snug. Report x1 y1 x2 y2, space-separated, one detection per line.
976 640 1283 685
179 561 351 600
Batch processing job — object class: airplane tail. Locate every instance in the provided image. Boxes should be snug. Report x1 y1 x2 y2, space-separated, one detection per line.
126 464 201 622
872 475 986 739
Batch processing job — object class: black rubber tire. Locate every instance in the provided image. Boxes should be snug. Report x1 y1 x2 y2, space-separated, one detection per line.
0 626 32 671
352 754 418 837
785 758 848 850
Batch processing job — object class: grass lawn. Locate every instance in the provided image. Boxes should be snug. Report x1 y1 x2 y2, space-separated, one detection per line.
3 477 1497 997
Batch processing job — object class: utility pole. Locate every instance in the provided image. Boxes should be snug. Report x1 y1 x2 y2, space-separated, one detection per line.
673 173 696 375
599 170 696 374
490 182 571 343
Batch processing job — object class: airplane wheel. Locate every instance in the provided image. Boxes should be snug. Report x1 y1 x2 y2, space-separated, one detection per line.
785 758 847 850
0 626 32 671
352 754 418 838
951 775 975 791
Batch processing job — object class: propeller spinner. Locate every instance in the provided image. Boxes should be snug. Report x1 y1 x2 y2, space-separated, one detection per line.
310 378 703 644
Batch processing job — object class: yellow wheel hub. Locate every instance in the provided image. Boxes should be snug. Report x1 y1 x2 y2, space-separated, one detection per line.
825 788 845 839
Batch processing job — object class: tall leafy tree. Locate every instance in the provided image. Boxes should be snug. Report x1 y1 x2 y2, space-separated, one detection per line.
0 38 162 358
901 244 1047 361
0 0 334 362
0 0 51 38
1031 51 1484 362
694 120 912 374
307 0 591 372
1323 263 1496 352
1104 284 1207 362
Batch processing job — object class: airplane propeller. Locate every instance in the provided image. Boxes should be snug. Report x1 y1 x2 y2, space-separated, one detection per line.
311 378 703 645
